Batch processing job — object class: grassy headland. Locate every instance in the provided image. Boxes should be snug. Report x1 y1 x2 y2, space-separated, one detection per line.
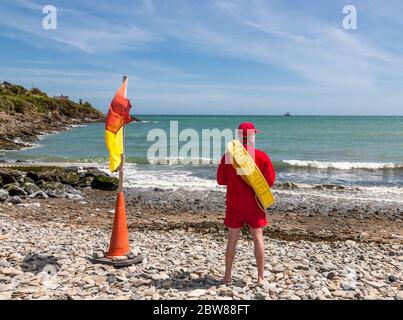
0 82 104 150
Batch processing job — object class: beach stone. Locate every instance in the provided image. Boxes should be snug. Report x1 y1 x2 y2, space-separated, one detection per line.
8 253 23 263
217 287 235 297
92 251 105 259
1 267 23 276
254 292 267 300
387 275 397 283
0 292 12 300
0 259 11 267
107 275 117 284
365 281 386 289
17 203 41 209
341 282 356 291
0 190 8 202
272 266 285 273
66 193 84 200
29 190 48 199
8 196 22 204
188 289 207 297
326 271 337 280
45 189 67 198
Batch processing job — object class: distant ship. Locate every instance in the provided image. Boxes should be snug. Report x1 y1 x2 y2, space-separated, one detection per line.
284 112 291 117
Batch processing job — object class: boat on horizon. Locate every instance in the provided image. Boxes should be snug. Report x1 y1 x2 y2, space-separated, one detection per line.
284 112 291 117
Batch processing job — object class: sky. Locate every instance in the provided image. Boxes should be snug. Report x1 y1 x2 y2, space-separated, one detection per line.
0 0 403 115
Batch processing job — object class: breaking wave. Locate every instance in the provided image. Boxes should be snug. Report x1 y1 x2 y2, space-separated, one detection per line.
282 160 403 171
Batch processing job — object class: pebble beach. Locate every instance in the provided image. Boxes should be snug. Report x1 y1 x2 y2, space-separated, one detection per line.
0 185 402 300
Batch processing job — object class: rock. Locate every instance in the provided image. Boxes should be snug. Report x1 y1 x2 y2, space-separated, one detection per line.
271 266 285 273
8 196 22 204
0 189 8 202
92 251 105 259
107 275 117 284
327 271 337 280
0 169 22 184
295 264 310 271
154 187 165 192
276 181 299 190
345 240 357 247
8 253 23 262
254 292 267 300
17 203 41 208
3 184 27 197
1 267 23 276
60 173 80 186
0 259 11 267
29 190 49 199
0 292 12 300
320 262 336 272
217 287 235 297
26 171 40 182
91 175 119 191
23 182 41 194
188 289 207 297
66 193 84 200
388 275 397 283
34 168 66 183
45 190 67 198
365 281 385 289
341 282 356 291
78 176 94 188
85 168 109 178
65 166 79 173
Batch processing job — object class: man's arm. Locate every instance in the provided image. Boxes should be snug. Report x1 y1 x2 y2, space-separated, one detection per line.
216 154 228 185
262 155 276 187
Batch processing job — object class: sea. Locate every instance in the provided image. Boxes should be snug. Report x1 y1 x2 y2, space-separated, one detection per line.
1 115 403 204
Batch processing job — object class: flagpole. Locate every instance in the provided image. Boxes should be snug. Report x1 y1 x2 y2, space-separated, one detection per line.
118 75 128 193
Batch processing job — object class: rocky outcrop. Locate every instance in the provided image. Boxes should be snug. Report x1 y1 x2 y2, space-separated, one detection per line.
0 82 104 150
0 165 118 203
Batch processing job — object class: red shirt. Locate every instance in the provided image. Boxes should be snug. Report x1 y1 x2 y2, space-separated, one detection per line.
217 146 276 215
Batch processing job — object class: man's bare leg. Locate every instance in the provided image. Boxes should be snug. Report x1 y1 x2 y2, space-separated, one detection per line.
223 227 241 284
250 227 265 285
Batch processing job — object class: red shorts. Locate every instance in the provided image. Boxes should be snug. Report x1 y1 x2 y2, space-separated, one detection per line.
224 210 267 229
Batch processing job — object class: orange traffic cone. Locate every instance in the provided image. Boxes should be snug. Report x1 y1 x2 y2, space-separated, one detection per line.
106 192 130 258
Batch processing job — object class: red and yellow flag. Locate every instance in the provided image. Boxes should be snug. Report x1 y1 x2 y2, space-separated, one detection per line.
105 79 133 172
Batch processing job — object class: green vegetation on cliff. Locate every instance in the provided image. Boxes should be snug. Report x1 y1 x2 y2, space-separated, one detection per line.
0 81 104 119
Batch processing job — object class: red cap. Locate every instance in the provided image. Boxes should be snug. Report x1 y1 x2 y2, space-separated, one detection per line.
238 122 261 136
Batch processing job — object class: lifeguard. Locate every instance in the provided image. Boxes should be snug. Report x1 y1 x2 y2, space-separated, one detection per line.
217 122 276 285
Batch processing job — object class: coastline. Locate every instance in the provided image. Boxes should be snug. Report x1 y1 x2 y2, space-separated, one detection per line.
1 187 402 300
0 112 103 151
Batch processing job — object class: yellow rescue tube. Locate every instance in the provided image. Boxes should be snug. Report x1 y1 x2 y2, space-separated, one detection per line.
227 139 275 210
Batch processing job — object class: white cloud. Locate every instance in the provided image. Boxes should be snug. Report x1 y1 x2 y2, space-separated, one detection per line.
1 0 403 114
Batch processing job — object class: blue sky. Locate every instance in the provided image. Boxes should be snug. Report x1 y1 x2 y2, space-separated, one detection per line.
0 0 402 115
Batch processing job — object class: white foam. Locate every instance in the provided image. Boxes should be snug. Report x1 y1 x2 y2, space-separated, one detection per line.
101 163 221 191
283 160 403 170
